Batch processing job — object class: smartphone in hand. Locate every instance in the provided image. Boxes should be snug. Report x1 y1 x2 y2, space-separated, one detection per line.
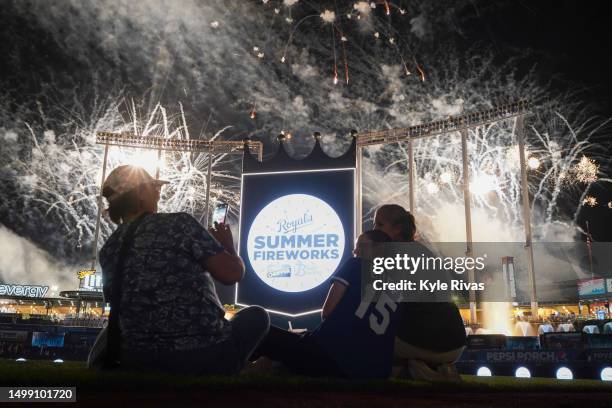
212 203 229 225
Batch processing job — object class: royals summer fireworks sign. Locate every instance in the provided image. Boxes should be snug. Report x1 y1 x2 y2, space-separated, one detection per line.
246 193 346 293
237 138 356 316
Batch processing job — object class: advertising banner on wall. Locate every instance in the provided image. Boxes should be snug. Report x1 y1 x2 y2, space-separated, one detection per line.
31 332 65 348
237 138 356 316
578 278 606 298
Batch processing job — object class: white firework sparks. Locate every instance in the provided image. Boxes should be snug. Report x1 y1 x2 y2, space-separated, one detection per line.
1 0 610 268
320 10 335 24
573 155 598 183
353 2 372 15
583 196 597 207
2 98 240 252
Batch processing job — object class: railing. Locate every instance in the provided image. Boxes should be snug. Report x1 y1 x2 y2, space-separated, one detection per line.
356 100 531 146
96 131 263 156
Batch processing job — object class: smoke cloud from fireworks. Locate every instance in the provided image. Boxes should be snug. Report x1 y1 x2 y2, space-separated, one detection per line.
0 225 73 293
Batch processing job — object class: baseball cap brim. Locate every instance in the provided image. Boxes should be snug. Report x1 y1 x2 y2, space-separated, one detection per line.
152 179 170 186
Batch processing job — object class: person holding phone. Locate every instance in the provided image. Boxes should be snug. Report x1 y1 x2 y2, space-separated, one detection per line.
89 165 269 374
212 203 229 225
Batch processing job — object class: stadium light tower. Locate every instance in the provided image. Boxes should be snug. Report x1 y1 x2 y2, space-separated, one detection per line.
354 100 535 324
88 132 263 277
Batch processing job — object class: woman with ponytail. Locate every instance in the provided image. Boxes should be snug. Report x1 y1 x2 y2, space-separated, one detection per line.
374 204 467 381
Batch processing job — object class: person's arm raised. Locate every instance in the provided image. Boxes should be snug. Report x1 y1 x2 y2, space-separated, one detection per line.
203 222 245 285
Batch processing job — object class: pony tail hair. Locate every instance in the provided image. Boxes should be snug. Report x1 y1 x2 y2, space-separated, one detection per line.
398 210 416 242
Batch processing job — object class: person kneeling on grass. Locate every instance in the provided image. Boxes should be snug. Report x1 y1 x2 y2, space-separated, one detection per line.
88 165 269 374
373 204 467 381
251 230 401 379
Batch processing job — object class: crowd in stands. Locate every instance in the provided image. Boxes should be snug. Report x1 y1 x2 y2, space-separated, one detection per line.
0 313 106 328
0 312 105 361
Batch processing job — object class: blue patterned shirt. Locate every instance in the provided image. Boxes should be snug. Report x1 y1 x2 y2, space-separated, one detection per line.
99 212 230 352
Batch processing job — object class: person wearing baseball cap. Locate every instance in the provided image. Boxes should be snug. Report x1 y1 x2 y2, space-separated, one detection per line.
101 165 169 224
89 165 269 374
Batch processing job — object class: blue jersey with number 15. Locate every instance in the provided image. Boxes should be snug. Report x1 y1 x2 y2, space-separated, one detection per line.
311 257 400 378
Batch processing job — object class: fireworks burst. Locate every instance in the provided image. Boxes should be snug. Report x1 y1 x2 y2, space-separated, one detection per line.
320 10 335 24
1 0 611 279
583 196 598 207
573 155 599 183
266 0 424 88
1 97 241 254
362 102 611 243
354 2 373 15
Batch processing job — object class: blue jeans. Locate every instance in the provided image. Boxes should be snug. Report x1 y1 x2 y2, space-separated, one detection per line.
120 306 270 375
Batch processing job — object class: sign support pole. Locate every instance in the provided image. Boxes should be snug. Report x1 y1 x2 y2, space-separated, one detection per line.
461 129 477 325
516 115 538 319
205 150 213 226
90 143 109 273
155 149 162 179
356 145 363 235
408 138 415 213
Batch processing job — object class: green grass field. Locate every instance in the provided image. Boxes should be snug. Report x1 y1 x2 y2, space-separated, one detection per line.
1 359 612 407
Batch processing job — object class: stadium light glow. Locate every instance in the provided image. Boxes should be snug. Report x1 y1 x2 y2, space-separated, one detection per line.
470 173 497 196
476 366 492 377
527 156 541 170
556 367 573 380
515 367 531 378
601 367 612 381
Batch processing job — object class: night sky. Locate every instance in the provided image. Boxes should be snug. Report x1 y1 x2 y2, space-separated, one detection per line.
461 1 612 241
463 1 612 112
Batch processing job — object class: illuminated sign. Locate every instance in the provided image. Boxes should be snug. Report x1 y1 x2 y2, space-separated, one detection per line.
0 284 49 298
237 168 355 316
79 273 103 291
485 351 568 363
246 194 345 292
32 332 65 348
77 269 96 280
237 137 356 318
578 278 606 297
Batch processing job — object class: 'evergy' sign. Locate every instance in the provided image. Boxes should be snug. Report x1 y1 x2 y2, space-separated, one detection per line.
0 284 49 298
